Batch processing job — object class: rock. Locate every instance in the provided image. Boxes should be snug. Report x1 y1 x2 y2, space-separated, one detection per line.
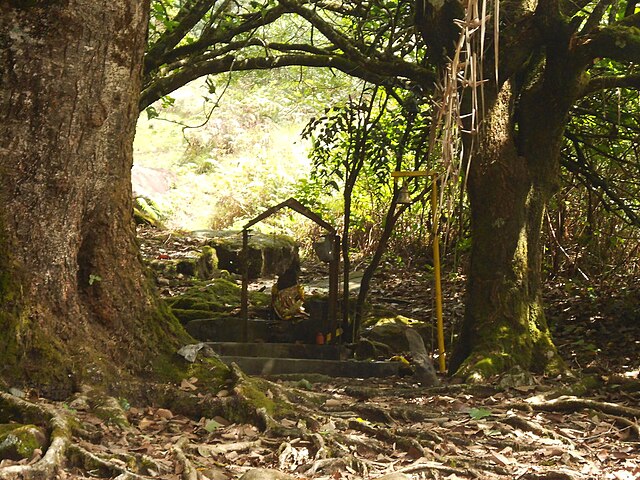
150 246 219 282
169 278 270 324
363 315 432 354
156 408 173 419
202 466 230 480
133 196 166 227
354 338 393 360
196 246 218 279
177 343 219 363
238 468 295 480
8 388 25 399
68 395 90 411
0 424 47 461
498 367 536 389
405 328 440 386
131 165 175 198
193 230 299 279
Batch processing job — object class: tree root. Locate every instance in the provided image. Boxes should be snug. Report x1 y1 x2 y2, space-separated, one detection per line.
601 413 640 441
67 444 154 479
500 414 572 444
173 437 198 480
518 470 579 480
518 395 640 419
0 392 70 480
397 458 482 478
348 420 425 456
0 390 207 480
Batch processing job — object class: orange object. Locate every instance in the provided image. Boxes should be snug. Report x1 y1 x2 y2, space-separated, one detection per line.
316 332 325 345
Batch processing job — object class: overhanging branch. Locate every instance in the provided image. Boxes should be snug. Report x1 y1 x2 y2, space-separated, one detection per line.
140 54 391 110
581 74 640 96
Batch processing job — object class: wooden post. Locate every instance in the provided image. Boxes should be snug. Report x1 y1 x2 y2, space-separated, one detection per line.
328 234 340 343
241 229 249 343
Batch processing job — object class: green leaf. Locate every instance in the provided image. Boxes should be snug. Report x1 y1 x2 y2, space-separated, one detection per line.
204 419 222 432
145 106 159 120
469 407 492 420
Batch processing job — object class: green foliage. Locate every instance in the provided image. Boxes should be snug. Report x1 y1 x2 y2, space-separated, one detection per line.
556 68 640 279
299 85 445 257
468 407 492 420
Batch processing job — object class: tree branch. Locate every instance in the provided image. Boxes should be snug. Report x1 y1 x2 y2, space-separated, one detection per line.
579 0 613 35
145 0 216 72
278 0 370 63
563 132 640 226
581 74 640 96
140 53 391 110
144 4 292 76
575 23 640 65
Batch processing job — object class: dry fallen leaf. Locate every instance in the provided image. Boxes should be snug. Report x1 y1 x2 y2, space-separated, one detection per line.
180 379 198 391
156 408 173 419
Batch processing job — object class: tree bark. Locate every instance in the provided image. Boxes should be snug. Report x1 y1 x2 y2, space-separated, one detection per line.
0 0 187 398
449 79 568 379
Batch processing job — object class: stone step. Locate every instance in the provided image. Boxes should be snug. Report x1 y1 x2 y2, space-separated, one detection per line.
186 318 329 344
206 342 349 360
218 355 401 378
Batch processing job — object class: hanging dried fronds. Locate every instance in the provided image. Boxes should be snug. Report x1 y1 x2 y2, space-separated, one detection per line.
422 0 500 231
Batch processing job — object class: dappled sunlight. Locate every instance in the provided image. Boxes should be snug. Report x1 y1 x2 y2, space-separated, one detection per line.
133 78 314 231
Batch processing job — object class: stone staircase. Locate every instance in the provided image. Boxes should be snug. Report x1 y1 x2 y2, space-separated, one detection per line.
206 342 401 378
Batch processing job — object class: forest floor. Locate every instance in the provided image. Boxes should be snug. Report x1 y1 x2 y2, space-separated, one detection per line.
1 229 639 480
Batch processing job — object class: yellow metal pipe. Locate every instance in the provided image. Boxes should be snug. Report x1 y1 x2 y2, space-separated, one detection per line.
431 174 446 373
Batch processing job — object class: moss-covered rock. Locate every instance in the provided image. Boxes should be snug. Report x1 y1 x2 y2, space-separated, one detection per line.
195 246 218 279
0 423 47 460
168 279 271 324
193 230 298 279
134 197 165 227
362 315 433 355
148 246 219 281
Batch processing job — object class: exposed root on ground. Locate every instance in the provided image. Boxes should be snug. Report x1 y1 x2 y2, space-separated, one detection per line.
2 374 639 479
0 392 70 480
522 395 640 419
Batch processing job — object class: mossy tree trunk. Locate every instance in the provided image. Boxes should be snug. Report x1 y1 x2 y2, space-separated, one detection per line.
449 50 586 379
450 82 557 378
0 0 188 397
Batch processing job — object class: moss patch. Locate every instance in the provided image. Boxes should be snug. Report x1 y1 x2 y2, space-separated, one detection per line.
168 278 270 321
0 423 47 460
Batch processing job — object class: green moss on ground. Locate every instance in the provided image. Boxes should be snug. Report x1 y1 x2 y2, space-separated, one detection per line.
229 365 293 422
169 278 270 321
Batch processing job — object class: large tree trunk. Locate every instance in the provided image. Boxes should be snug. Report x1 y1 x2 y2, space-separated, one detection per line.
0 0 187 398
449 80 566 379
